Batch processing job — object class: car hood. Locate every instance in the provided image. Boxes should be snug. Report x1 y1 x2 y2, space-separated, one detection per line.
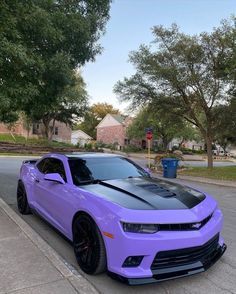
81 177 206 210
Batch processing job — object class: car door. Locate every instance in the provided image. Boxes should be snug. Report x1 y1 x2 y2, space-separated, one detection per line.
34 157 72 234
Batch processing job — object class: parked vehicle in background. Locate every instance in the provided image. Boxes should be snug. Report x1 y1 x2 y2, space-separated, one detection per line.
212 149 231 157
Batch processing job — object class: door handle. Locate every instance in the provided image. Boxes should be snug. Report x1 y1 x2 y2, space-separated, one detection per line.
35 178 40 183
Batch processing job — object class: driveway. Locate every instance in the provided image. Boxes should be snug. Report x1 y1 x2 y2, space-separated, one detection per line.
0 156 235 294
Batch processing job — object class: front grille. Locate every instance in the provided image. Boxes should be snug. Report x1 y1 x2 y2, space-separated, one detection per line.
158 213 213 231
151 233 219 270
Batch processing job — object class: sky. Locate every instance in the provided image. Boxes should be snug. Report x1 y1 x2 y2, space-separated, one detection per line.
82 0 236 112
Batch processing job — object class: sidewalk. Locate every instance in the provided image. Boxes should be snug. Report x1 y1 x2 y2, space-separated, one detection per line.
0 198 99 294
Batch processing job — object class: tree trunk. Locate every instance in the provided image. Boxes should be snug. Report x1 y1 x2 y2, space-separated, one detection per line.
205 136 213 168
49 118 56 141
42 119 50 139
162 137 170 152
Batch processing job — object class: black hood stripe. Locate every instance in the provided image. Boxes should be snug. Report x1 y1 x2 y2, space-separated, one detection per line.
99 181 156 209
81 177 206 210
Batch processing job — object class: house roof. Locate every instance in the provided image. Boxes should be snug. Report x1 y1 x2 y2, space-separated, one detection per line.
110 114 127 124
96 113 128 129
71 129 92 139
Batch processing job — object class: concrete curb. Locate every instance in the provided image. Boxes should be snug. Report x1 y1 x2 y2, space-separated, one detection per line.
0 198 99 294
153 173 236 188
176 175 236 188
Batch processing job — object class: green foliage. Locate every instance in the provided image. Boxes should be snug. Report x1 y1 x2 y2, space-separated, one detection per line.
115 19 236 167
0 0 111 122
84 142 93 151
123 144 143 153
94 141 106 149
180 166 236 181
179 147 205 155
0 133 74 147
27 72 88 139
154 153 183 165
214 97 236 151
75 103 120 138
127 106 196 151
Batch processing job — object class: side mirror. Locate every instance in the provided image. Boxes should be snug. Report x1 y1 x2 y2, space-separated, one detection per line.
44 173 65 184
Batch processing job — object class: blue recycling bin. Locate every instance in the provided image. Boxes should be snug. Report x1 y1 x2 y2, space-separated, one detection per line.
161 158 179 178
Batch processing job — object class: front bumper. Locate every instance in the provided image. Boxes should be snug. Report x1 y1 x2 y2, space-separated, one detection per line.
103 207 225 283
108 242 227 285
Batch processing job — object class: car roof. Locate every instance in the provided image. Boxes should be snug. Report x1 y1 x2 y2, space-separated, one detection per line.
64 152 122 159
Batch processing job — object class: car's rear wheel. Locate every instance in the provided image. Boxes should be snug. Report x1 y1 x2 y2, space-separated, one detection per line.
73 214 107 275
17 181 31 215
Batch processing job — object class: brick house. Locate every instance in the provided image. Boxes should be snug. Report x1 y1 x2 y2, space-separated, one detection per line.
0 119 72 143
96 114 133 149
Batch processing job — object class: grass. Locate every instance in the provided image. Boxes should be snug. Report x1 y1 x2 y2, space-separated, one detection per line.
179 166 236 181
0 133 74 147
0 153 41 156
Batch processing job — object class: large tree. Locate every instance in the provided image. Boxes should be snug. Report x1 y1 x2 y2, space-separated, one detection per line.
214 97 236 151
115 21 235 168
27 72 88 139
75 102 119 138
0 0 111 122
127 106 197 151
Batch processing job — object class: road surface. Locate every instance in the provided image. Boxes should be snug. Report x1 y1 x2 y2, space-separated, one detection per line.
130 157 236 168
0 157 236 294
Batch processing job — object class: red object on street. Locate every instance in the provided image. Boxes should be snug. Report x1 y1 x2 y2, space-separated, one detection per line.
146 131 153 140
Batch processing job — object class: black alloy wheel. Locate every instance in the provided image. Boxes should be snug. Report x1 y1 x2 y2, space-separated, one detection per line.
17 181 31 215
73 214 107 275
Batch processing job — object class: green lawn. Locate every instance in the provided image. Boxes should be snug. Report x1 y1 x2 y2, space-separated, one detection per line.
0 133 74 147
179 166 236 181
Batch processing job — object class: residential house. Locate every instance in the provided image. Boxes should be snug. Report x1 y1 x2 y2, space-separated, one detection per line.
0 119 72 143
96 114 133 149
169 139 205 151
228 144 236 156
71 130 92 147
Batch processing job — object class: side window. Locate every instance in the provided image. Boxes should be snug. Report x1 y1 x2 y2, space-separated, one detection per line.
47 159 67 182
37 158 49 174
37 158 67 182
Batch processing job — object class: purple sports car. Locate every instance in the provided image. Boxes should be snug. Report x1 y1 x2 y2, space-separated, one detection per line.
17 153 226 285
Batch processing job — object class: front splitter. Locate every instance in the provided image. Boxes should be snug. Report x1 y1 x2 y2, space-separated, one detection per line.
108 243 227 286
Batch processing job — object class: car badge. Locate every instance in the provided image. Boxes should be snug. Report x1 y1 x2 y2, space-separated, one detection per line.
192 222 201 229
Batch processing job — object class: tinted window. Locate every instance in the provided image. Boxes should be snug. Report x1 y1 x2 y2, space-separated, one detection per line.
37 158 67 182
69 157 148 185
37 158 48 173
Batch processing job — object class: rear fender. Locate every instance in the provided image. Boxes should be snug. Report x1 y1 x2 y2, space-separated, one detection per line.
19 162 38 205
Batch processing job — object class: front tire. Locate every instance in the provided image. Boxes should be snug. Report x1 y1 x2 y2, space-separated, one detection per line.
73 214 107 275
17 181 31 215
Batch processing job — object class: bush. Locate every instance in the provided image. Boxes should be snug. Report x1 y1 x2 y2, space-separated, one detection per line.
94 141 106 148
179 147 194 155
180 147 205 155
171 145 179 151
192 149 205 154
173 150 183 156
123 144 143 152
84 143 93 150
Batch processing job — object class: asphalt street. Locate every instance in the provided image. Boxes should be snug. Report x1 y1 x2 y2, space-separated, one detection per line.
130 157 236 168
0 156 236 294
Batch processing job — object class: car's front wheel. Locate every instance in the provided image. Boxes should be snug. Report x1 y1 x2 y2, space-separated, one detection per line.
73 214 107 275
17 181 31 215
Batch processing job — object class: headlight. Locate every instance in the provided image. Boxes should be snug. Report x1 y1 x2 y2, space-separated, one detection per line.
122 222 159 234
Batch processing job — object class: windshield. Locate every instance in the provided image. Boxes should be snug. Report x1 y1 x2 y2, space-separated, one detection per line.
68 157 149 185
